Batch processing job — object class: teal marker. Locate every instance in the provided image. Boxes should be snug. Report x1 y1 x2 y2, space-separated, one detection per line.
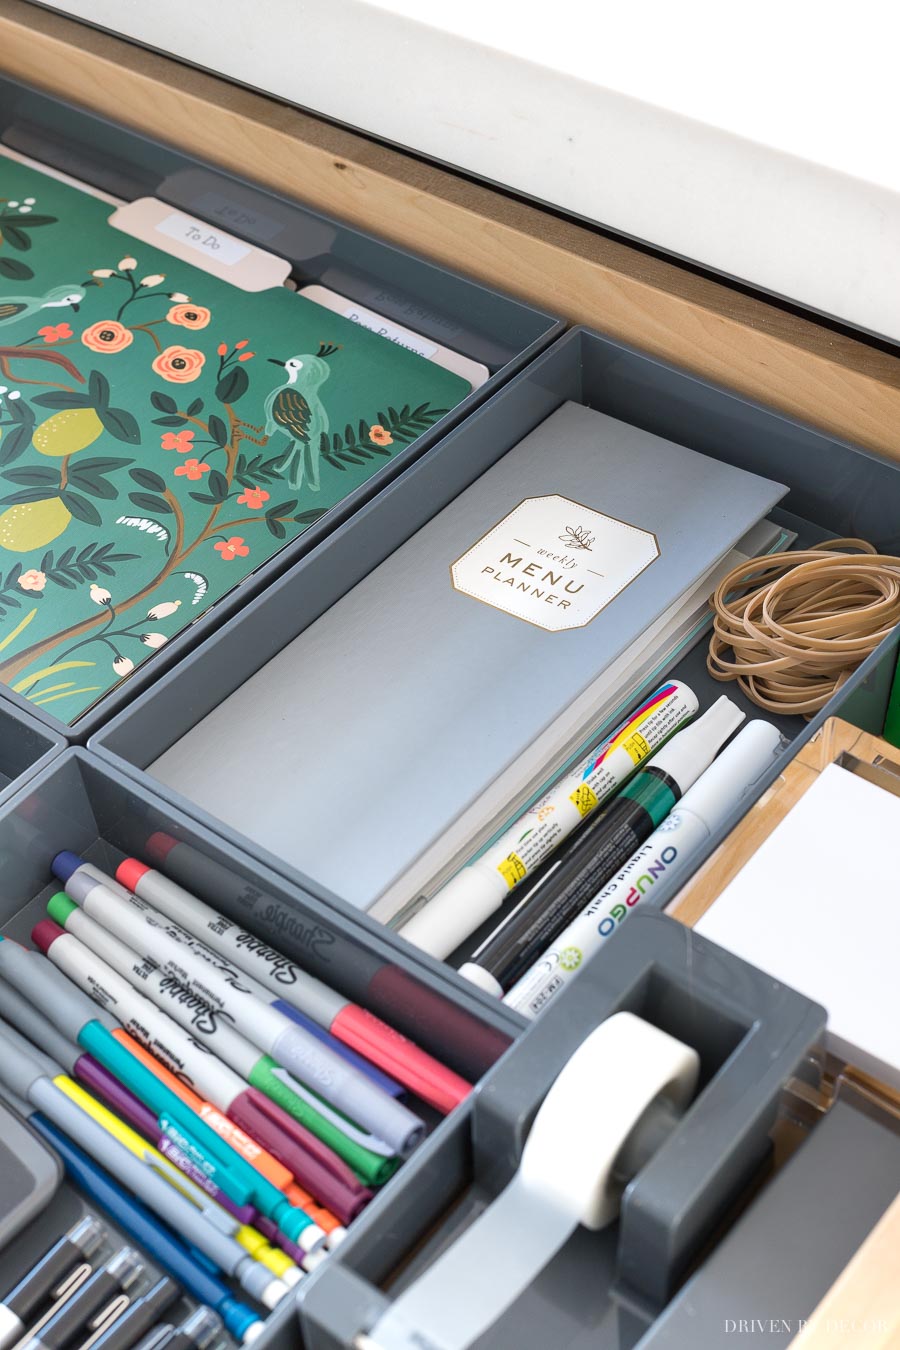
0 936 323 1250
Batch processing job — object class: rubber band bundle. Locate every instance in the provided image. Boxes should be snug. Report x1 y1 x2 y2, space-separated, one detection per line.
707 539 900 717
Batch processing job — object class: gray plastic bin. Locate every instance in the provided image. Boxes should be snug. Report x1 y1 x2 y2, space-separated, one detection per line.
0 697 65 803
0 746 520 1348
0 77 563 741
90 325 900 976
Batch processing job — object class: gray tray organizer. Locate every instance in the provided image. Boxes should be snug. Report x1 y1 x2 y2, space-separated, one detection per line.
296 912 827 1350
0 746 522 1344
0 76 563 742
0 697 65 804
91 324 900 974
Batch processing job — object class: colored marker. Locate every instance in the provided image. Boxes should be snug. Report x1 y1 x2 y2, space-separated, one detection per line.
32 916 393 1194
399 680 700 958
51 858 405 1102
0 1217 105 1350
459 696 745 995
16 1248 142 1350
19 1118 264 1343
54 866 423 1158
139 832 514 1084
0 1022 290 1310
0 936 323 1248
99 850 471 1113
88 1278 180 1350
504 720 783 1016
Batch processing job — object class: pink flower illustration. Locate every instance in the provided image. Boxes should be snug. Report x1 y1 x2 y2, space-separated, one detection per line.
236 487 269 510
18 568 46 592
174 458 210 482
214 536 250 562
38 323 73 344
161 429 195 454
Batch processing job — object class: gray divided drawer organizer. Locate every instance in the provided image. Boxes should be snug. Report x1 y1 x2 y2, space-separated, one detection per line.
0 76 563 741
91 325 900 972
0 697 65 803
0 747 520 1349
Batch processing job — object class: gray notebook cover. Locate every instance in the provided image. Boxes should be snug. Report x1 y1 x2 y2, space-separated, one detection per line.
152 402 787 914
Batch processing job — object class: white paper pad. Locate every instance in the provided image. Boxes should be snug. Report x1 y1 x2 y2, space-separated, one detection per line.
697 763 900 1091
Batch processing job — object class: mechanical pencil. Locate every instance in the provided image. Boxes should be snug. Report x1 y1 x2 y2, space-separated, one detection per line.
0 1022 289 1310
16 1114 264 1343
0 936 322 1248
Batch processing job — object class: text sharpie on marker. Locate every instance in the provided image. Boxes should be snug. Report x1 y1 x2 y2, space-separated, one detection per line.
51 859 424 1157
111 847 470 1114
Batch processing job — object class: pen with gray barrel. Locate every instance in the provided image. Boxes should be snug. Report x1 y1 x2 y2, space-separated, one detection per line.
0 1021 289 1311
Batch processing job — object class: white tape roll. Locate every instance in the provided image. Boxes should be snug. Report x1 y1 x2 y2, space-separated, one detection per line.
360 1013 699 1350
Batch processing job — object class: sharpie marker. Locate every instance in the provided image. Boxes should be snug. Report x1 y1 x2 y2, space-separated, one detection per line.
0 1217 105 1350
504 720 783 1016
99 850 471 1114
40 902 399 1174
0 1023 289 1310
16 1248 142 1350
55 858 403 1100
0 937 322 1248
400 680 700 959
460 697 745 996
35 914 392 1194
19 1120 264 1344
54 867 424 1158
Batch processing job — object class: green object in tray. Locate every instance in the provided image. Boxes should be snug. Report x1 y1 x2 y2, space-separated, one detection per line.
0 158 470 723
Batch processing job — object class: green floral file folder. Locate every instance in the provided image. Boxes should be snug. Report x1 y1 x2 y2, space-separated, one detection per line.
0 158 471 723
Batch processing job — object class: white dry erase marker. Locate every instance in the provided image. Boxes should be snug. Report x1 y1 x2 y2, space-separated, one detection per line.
399 680 699 960
504 720 783 1017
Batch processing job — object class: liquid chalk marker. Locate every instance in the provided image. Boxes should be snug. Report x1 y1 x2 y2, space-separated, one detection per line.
0 937 322 1249
104 849 471 1115
400 680 700 959
459 696 745 996
53 866 424 1158
504 720 783 1017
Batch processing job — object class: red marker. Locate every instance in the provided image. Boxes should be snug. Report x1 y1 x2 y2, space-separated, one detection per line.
116 840 471 1114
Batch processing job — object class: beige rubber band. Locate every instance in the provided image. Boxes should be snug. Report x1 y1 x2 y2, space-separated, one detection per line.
707 539 900 718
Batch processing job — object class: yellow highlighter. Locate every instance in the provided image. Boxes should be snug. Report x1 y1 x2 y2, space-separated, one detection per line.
54 1076 302 1287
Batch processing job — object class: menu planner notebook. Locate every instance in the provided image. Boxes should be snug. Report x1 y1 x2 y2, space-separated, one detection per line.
0 156 472 723
152 400 788 919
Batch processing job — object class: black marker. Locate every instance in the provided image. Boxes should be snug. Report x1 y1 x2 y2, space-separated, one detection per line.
459 699 743 994
133 1309 223 1350
0 1218 106 1350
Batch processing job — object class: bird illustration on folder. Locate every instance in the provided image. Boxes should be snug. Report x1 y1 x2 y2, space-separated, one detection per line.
264 346 336 490
0 285 85 326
